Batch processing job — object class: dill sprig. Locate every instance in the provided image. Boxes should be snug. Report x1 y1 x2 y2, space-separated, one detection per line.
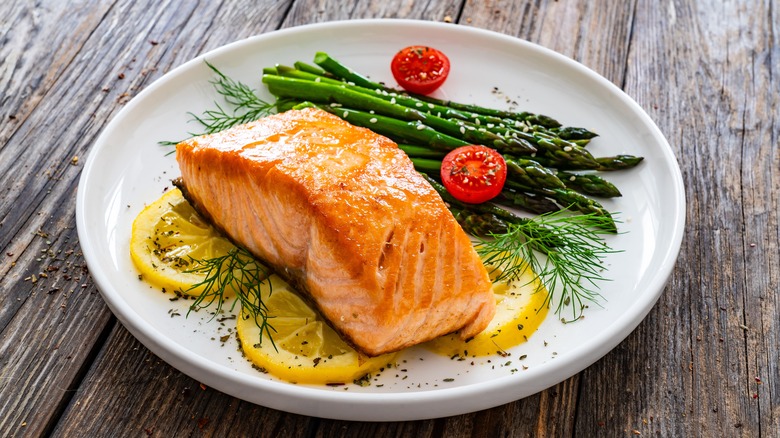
186 247 277 348
159 61 276 146
475 210 621 322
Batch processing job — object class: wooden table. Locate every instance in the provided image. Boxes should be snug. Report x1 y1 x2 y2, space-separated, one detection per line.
2 0 777 436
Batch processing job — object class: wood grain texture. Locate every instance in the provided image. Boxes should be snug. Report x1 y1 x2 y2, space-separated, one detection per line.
1 0 778 436
575 0 780 436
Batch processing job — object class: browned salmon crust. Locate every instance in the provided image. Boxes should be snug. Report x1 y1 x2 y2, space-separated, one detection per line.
175 107 494 356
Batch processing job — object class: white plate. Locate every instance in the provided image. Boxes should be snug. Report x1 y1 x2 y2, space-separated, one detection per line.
76 19 685 421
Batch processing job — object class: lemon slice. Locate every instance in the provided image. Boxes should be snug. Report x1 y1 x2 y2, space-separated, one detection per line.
237 275 398 385
130 188 237 295
424 266 549 357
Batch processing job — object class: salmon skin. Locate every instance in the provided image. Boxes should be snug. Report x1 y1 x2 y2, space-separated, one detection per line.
175 107 495 356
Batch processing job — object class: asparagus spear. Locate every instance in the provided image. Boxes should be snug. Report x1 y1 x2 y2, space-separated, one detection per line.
498 190 561 215
273 64 344 85
313 51 384 90
293 60 330 77
531 187 616 232
595 155 645 170
397 144 446 159
451 208 509 236
263 75 536 154
504 156 566 190
550 126 599 141
310 103 471 151
529 154 644 171
530 134 601 169
557 171 622 197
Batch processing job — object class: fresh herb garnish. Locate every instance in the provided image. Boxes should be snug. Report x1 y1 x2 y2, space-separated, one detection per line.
475 211 620 322
159 61 275 146
186 247 277 348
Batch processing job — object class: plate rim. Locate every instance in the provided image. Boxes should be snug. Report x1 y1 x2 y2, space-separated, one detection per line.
76 18 686 421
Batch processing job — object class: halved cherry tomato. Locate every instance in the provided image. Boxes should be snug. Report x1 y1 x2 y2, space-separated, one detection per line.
440 145 507 204
390 46 450 95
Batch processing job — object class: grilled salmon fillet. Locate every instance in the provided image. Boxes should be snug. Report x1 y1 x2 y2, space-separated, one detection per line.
175 107 494 356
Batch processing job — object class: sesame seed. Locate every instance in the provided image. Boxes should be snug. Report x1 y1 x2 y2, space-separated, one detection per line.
416 124 426 130
563 146 573 152
315 77 321 82
370 118 378 123
330 103 342 107
569 176 576 181
460 127 466 134
428 103 435 109
416 102 423 107
343 111 348 118
390 97 396 104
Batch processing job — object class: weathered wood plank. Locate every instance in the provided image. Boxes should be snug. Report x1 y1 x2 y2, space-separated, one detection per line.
45 0 631 436
460 0 636 86
573 0 780 436
281 0 460 26
0 0 285 436
455 1 640 436
0 1 113 148
51 324 316 437
2 0 778 436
